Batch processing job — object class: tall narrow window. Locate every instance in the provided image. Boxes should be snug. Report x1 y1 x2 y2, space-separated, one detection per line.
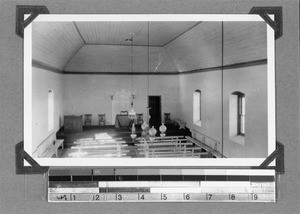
237 93 245 136
48 90 54 131
193 89 201 126
229 91 245 145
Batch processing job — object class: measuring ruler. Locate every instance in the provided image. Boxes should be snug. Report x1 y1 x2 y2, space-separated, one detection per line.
48 168 276 202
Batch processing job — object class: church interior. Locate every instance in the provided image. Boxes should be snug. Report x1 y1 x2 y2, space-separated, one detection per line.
28 18 271 159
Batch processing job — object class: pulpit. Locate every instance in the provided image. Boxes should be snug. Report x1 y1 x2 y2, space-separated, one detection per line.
64 115 82 132
115 114 132 128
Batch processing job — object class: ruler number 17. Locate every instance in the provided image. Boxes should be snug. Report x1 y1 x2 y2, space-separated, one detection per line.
207 194 212 200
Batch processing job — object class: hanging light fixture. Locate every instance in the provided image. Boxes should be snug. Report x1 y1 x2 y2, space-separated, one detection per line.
141 22 151 139
127 36 136 120
159 123 167 138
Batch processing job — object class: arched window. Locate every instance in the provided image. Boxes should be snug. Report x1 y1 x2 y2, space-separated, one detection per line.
193 89 201 126
48 90 54 131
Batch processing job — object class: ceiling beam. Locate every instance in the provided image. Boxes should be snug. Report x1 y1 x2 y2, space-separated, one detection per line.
73 22 86 44
84 44 162 48
63 71 179 75
163 22 202 47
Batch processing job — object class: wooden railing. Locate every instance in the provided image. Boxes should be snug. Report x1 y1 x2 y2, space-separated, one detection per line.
186 136 225 158
192 129 222 153
136 136 209 158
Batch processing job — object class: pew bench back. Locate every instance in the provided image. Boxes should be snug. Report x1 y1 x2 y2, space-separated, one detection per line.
33 132 64 158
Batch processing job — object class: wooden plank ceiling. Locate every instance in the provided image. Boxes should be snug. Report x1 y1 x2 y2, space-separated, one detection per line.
32 22 84 71
64 45 178 73
75 22 199 46
32 21 267 73
223 22 267 65
165 22 222 72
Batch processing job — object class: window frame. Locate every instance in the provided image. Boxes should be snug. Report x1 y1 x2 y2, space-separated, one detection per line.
236 92 245 136
231 91 245 138
193 89 202 126
48 89 54 132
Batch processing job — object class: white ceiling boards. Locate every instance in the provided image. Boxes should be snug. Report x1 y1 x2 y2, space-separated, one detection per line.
24 14 275 167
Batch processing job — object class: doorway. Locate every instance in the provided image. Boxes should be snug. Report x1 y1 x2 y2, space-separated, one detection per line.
148 96 161 127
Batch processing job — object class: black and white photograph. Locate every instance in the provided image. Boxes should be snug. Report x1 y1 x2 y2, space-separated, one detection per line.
0 0 299 213
25 14 275 167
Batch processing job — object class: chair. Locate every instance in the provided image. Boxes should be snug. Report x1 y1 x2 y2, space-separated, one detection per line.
164 113 172 124
136 113 143 125
84 114 92 126
98 114 106 127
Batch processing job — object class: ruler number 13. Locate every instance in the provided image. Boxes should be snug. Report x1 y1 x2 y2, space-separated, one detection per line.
117 194 122 200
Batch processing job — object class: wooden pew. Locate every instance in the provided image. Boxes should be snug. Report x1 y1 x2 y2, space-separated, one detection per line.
136 136 185 141
70 141 131 158
71 143 128 150
74 138 125 146
68 151 129 158
136 136 210 158
32 132 64 158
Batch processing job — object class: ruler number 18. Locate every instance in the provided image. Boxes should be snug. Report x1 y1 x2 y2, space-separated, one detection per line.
253 194 258 200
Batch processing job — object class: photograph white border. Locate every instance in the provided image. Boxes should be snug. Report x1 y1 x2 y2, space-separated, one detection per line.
24 14 276 167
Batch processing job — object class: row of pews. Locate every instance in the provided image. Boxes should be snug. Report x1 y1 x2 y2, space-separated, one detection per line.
135 136 209 158
69 136 130 158
67 135 215 158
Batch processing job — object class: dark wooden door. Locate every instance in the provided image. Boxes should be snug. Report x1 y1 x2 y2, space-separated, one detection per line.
148 96 161 126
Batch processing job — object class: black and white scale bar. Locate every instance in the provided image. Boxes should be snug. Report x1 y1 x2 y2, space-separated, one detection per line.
49 175 275 182
48 169 276 202
48 193 275 202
